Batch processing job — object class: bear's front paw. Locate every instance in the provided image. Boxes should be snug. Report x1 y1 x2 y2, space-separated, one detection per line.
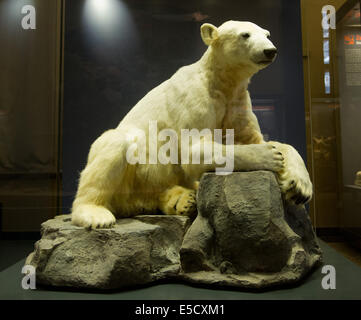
278 168 313 205
248 144 285 172
72 204 116 229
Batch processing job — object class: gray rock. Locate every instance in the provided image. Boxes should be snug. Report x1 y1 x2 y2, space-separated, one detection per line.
180 171 322 288
26 215 191 289
25 171 322 290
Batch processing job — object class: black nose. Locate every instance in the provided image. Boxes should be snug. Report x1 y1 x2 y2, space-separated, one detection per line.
263 48 277 59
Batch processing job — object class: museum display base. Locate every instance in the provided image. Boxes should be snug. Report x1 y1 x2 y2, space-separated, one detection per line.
25 171 322 290
1 239 360 300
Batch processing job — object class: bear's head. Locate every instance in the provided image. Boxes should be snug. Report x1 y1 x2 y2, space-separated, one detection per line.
201 21 277 72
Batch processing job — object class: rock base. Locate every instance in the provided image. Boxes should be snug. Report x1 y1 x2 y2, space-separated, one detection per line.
26 215 190 289
26 171 322 290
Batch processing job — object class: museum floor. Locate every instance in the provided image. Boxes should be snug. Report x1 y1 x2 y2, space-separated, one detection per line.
0 239 360 300
326 242 361 267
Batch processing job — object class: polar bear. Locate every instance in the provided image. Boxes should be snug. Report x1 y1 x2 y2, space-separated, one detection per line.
71 21 313 229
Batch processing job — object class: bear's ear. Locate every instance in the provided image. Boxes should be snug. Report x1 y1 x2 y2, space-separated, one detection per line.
200 23 219 46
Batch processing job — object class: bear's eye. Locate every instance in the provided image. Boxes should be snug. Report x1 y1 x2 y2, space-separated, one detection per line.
241 33 250 39
267 34 271 39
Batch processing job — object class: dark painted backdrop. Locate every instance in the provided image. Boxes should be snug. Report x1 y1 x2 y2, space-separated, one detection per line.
63 0 306 212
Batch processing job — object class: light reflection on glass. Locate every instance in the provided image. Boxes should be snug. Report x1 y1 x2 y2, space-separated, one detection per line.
324 71 331 94
323 39 330 64
322 11 331 94
82 0 139 51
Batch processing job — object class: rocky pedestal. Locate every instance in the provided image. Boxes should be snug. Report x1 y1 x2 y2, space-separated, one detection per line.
180 171 322 288
25 215 191 289
26 171 322 290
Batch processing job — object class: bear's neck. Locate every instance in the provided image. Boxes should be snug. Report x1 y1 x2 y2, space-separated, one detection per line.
199 47 255 100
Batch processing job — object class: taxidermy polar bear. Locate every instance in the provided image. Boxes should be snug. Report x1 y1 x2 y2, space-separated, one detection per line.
72 21 313 229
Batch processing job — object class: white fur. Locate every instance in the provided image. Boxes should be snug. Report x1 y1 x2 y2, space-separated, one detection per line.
72 21 312 229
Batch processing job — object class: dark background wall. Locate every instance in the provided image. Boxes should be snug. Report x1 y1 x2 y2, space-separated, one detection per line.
63 0 306 212
0 0 62 232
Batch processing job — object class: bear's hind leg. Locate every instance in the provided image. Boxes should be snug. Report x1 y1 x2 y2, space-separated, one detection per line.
159 186 197 217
